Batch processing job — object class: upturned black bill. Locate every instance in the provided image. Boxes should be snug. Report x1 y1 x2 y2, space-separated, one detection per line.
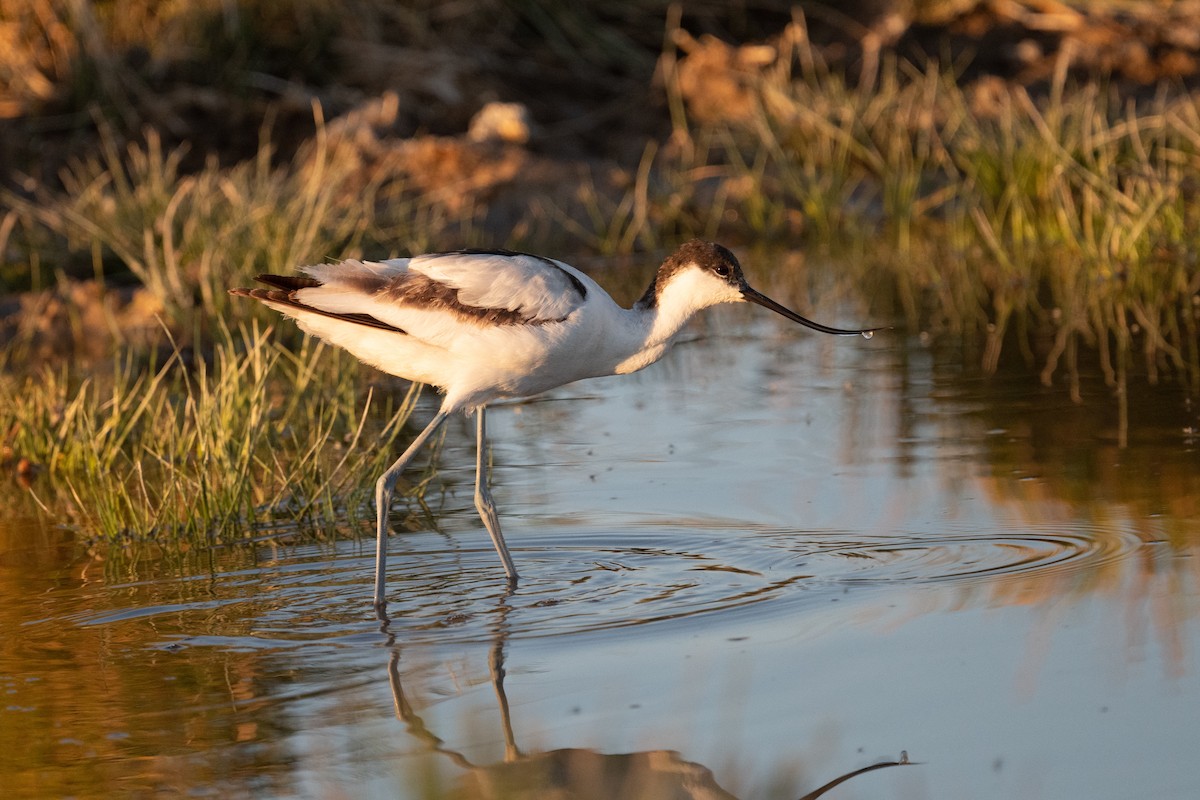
741 286 883 337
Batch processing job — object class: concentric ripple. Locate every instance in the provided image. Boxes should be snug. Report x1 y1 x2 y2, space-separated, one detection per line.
367 520 1147 641
50 518 1150 650
797 526 1140 586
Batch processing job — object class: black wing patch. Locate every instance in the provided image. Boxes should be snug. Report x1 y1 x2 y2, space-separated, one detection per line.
229 277 406 334
379 272 539 326
254 274 322 292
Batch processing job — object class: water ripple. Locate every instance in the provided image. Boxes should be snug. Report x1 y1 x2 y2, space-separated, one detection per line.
51 520 1150 649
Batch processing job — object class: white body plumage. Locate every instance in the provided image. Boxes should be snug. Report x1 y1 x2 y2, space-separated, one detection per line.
253 247 754 412
231 240 876 612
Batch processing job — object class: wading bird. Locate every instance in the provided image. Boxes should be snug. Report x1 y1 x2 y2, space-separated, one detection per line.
230 240 878 611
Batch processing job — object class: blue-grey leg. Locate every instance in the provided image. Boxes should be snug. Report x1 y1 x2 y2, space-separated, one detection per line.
475 406 519 582
374 410 450 610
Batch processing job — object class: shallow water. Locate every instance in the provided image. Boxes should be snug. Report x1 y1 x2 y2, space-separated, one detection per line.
3 301 1200 799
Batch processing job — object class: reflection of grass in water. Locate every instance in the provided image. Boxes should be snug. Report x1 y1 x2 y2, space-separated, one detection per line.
0 324 422 543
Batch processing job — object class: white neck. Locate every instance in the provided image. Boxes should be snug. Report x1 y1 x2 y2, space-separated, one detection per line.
610 269 742 375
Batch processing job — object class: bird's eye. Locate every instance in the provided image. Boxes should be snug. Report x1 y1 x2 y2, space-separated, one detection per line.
714 263 730 277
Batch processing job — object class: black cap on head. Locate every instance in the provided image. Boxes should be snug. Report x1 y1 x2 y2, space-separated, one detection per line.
637 240 744 308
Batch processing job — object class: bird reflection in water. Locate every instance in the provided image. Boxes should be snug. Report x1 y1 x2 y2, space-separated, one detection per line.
383 603 911 799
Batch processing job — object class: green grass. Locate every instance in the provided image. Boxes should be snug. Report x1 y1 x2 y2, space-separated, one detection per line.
0 324 424 543
653 23 1200 394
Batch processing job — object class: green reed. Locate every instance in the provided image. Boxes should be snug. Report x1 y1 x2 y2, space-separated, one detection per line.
659 20 1200 393
0 324 422 542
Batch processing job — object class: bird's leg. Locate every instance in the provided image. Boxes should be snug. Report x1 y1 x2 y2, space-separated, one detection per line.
375 410 450 612
475 406 519 584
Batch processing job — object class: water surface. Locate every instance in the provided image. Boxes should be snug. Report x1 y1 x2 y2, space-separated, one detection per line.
3 295 1199 798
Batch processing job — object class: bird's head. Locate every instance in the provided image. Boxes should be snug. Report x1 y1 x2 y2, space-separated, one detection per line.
639 239 881 337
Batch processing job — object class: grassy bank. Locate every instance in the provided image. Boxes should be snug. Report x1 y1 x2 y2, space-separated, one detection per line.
4 3 1200 541
1 324 424 543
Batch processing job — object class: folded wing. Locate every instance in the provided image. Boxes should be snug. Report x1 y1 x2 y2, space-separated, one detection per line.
234 249 589 352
